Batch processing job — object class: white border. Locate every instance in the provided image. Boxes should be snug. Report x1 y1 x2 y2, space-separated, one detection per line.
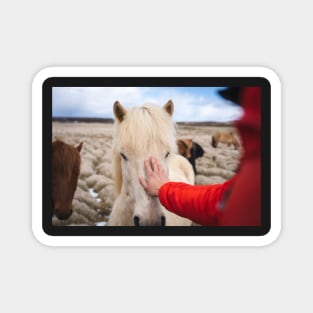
32 67 281 247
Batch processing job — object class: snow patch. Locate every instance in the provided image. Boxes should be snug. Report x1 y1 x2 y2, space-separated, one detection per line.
89 188 102 202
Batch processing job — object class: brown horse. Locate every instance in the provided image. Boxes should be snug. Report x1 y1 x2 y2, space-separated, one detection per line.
177 138 193 159
52 140 83 220
212 131 240 150
177 138 204 174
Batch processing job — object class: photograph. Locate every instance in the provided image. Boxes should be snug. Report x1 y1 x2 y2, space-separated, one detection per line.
50 85 261 228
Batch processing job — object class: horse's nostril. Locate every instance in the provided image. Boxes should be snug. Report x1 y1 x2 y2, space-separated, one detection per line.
55 209 73 220
161 215 166 226
133 215 140 226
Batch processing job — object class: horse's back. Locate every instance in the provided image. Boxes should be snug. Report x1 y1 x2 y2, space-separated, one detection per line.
212 131 240 149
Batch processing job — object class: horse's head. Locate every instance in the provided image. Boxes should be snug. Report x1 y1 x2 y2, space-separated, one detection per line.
112 100 176 226
177 138 193 159
52 140 83 220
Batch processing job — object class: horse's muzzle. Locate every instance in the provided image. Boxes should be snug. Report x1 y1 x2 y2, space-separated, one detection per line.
54 209 73 220
133 215 166 226
161 215 166 226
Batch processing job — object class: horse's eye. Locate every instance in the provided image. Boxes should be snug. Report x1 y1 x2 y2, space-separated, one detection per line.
120 152 128 161
165 152 170 158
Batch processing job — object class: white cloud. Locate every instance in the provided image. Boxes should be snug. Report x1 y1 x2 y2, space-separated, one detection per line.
53 87 243 122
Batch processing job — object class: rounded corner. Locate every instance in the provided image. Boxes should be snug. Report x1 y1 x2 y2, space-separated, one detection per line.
256 66 282 88
259 224 282 247
32 67 59 90
31 225 53 247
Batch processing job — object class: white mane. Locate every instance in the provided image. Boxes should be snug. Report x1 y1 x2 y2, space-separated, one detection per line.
113 104 177 156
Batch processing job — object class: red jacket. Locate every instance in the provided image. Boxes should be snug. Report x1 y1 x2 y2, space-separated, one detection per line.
158 87 261 226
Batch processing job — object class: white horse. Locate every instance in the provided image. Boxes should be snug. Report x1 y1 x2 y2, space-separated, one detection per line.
108 100 194 226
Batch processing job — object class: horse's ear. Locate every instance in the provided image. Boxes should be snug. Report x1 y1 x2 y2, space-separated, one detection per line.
114 101 127 122
163 100 174 116
76 142 83 152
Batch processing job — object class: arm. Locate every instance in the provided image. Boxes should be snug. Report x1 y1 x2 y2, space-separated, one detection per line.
139 156 234 226
159 180 233 226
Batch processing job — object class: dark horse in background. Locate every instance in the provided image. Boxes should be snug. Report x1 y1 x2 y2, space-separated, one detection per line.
52 140 83 220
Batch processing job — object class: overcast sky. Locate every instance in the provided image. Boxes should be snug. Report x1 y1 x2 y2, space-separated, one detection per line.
52 87 243 122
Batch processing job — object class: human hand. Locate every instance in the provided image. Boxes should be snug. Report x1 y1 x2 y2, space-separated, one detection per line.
139 156 169 197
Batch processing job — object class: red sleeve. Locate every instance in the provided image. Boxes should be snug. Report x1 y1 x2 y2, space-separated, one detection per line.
158 179 234 226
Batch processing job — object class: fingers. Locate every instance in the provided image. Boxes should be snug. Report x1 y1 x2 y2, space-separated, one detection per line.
140 156 168 197
144 158 154 176
150 156 161 173
139 176 148 190
152 157 167 178
144 156 161 175
141 157 161 192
